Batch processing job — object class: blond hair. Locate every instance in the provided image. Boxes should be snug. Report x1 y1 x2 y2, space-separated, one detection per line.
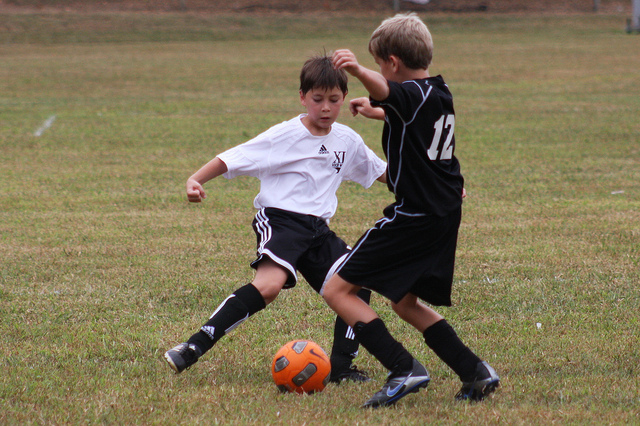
368 13 433 70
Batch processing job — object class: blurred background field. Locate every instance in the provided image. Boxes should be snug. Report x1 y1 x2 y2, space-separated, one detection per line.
1 2 639 424
0 0 634 13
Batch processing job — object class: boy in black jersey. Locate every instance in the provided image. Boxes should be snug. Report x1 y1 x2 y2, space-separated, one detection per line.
326 13 499 407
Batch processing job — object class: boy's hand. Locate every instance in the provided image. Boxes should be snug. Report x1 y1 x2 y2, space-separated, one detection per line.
350 97 386 120
333 49 389 102
186 178 206 203
332 49 362 77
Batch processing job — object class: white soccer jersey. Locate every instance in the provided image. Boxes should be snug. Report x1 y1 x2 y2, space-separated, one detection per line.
217 114 386 221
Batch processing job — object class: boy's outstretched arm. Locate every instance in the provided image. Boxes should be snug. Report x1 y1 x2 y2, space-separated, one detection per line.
186 157 228 203
332 50 389 101
349 97 386 121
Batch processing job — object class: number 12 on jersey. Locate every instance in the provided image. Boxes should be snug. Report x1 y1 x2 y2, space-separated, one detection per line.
427 114 455 161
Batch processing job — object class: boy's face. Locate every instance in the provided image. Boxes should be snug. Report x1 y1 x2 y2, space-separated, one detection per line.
374 55 396 81
299 87 346 136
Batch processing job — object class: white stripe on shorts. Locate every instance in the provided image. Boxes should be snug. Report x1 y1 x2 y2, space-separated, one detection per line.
255 208 272 253
319 252 349 296
253 208 296 279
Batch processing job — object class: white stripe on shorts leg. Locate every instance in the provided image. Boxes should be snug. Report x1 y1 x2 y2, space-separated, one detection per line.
253 209 297 280
319 252 349 296
255 208 272 254
335 226 375 276
261 248 297 279
332 202 402 278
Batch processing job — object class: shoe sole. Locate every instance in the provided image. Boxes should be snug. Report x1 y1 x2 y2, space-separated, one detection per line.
164 352 182 374
458 379 500 402
478 379 500 400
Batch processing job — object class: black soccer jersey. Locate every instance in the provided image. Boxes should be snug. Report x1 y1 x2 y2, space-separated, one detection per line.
371 76 464 216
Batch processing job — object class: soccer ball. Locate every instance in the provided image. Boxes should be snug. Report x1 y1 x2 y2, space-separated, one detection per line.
271 339 331 394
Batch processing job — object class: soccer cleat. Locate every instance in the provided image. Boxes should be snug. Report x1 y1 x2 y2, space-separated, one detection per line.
164 343 202 374
329 365 371 384
455 361 500 402
362 359 430 408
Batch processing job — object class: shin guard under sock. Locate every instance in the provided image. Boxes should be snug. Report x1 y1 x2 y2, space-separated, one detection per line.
330 289 372 372
423 319 481 381
187 283 266 354
353 318 413 373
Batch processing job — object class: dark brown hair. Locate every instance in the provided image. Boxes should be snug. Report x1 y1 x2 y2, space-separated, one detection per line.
299 54 348 95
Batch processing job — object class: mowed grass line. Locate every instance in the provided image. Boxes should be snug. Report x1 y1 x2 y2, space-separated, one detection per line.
1 11 639 424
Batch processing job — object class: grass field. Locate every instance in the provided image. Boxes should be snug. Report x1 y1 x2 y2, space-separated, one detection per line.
1 9 639 425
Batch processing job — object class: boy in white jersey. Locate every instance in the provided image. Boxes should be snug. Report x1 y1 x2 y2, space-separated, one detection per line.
164 54 387 383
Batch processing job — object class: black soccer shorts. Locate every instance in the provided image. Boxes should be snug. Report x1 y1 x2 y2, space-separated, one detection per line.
250 207 350 292
336 204 461 306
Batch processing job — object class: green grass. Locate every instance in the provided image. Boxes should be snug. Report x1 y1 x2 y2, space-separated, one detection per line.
1 10 639 424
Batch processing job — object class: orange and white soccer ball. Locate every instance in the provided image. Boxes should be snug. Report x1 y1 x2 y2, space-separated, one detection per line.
271 340 331 394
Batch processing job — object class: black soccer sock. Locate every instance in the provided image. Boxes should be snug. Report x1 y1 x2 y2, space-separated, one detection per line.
187 283 266 355
330 289 372 374
353 318 414 373
423 319 482 381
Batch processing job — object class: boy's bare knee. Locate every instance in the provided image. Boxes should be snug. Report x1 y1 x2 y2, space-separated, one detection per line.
322 278 344 306
321 284 336 304
251 280 284 305
391 301 410 320
252 259 289 304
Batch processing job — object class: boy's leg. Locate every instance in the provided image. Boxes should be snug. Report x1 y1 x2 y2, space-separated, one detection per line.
323 274 430 407
329 288 372 383
391 293 499 401
393 294 482 378
423 319 499 401
165 260 286 374
296 225 373 383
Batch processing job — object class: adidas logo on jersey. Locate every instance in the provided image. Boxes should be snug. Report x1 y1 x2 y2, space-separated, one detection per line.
318 145 330 155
